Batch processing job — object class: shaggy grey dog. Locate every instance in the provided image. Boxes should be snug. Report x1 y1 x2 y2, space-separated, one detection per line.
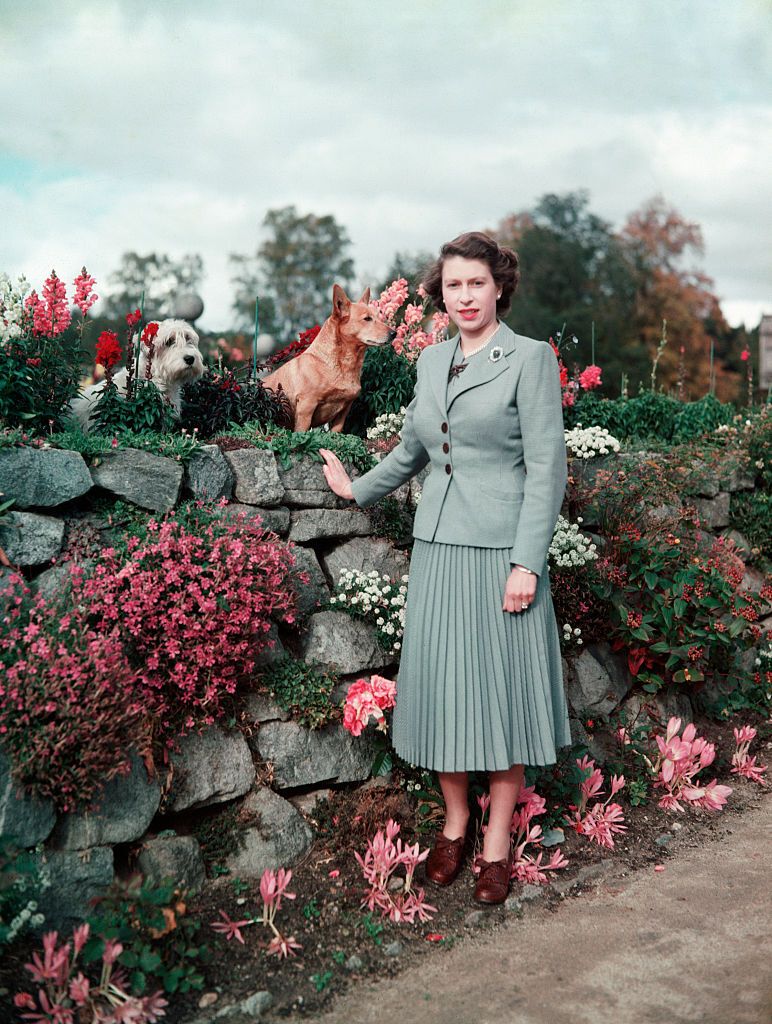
70 318 205 431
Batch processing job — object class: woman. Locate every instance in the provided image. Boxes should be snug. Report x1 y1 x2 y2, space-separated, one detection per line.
319 231 571 905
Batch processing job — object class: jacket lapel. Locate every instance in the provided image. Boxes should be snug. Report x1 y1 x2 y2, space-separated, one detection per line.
429 321 518 416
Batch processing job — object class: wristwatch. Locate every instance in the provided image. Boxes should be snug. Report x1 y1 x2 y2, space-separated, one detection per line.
513 564 536 575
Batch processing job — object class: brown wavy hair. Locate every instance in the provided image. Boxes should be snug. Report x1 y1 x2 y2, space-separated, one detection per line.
421 231 520 317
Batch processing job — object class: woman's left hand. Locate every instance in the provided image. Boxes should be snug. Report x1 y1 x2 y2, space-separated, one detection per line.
503 567 537 614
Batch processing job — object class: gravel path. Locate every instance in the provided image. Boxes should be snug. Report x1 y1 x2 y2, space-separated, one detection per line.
313 788 772 1024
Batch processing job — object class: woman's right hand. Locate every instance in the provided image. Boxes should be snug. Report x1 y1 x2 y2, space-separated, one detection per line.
318 448 355 501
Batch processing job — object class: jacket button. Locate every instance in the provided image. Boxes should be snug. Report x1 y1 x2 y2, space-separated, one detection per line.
441 422 448 433
442 442 449 453
445 463 452 474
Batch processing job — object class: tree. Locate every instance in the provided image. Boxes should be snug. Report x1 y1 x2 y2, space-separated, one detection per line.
230 205 355 342
376 250 436 295
492 191 643 394
620 195 737 401
101 252 204 320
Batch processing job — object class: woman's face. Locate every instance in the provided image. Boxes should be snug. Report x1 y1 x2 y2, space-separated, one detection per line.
441 256 500 338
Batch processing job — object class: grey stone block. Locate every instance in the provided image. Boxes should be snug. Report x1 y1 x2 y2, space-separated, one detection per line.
90 448 183 512
300 610 394 674
222 449 284 506
167 727 255 813
184 445 234 500
225 787 314 878
137 835 206 891
0 448 92 508
51 752 161 850
0 751 56 847
35 846 114 930
0 511 64 566
255 719 375 789
288 508 373 543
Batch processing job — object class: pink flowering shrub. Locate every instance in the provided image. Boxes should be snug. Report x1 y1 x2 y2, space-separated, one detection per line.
562 755 628 848
14 923 167 1023
473 785 570 883
646 716 733 812
211 867 301 959
0 574 144 812
731 725 768 785
355 819 438 923
81 513 304 739
342 674 397 737
370 278 449 361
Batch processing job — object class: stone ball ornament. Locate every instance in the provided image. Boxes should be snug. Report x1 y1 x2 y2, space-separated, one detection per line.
173 293 204 323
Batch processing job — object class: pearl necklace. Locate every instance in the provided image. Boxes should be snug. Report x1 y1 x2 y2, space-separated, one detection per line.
459 334 495 359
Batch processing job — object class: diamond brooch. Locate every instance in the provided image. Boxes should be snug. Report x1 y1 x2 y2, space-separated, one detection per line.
489 345 504 363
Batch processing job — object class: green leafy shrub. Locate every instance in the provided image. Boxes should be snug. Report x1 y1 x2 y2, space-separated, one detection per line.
85 876 210 996
180 369 292 438
567 390 736 443
344 343 418 436
257 655 340 729
87 378 177 435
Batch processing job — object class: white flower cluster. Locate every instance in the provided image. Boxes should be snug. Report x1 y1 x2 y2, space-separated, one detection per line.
366 407 407 441
329 568 408 652
548 515 598 568
562 622 584 646
0 272 31 344
564 423 621 459
3 899 45 944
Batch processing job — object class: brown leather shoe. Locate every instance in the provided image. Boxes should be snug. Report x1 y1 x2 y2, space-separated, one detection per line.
425 832 467 886
473 852 513 904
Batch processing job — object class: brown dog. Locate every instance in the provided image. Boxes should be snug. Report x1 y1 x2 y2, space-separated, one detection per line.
260 284 395 432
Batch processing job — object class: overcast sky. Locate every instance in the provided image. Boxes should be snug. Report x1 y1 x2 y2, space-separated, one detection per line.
1 0 770 333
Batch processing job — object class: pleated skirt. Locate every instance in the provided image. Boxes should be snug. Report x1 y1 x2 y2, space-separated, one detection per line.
391 540 573 772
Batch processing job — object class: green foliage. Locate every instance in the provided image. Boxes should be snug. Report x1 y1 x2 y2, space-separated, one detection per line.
221 421 374 474
0 839 47 946
360 911 384 946
310 969 334 992
190 804 248 872
0 322 82 431
0 426 30 449
180 370 292 438
356 494 415 549
84 378 178 435
85 876 210 996
731 490 772 559
566 390 736 442
47 425 202 463
345 343 418 437
257 655 340 729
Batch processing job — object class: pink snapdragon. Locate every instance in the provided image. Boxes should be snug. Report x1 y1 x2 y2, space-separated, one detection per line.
562 756 628 848
370 278 409 320
730 724 768 785
648 717 733 812
355 818 438 923
342 674 397 736
72 266 98 314
371 277 447 362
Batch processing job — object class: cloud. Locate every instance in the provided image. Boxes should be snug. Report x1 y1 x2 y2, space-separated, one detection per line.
1 0 770 330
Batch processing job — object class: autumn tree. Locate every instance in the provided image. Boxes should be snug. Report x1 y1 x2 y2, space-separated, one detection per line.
230 206 355 342
102 252 204 320
620 194 738 401
491 191 643 395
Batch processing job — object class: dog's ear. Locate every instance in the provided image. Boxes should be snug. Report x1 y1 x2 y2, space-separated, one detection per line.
357 287 371 305
332 284 351 320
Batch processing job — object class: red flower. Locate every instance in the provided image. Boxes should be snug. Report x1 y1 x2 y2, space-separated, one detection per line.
740 349 749 361
96 330 123 369
141 322 160 346
126 308 142 327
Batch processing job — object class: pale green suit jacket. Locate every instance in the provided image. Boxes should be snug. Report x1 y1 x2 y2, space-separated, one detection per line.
350 321 568 577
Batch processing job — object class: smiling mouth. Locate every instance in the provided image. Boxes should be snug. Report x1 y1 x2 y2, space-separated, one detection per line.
459 309 479 317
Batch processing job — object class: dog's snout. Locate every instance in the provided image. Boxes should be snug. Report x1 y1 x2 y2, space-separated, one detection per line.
184 355 195 365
